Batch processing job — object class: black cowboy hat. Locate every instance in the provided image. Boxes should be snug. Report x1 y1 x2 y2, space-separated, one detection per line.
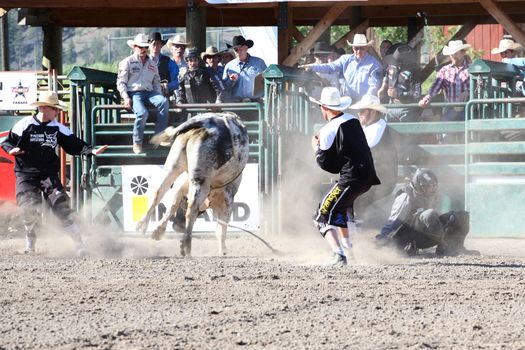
148 32 167 46
312 41 333 55
383 43 416 67
226 35 254 49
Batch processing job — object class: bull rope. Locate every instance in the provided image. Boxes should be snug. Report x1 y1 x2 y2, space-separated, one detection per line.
215 218 283 255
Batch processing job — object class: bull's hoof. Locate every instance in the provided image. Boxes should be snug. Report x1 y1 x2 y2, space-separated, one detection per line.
151 228 165 241
180 242 191 257
136 220 147 234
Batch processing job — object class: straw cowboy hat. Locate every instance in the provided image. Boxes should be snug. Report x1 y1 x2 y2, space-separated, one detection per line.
442 40 471 55
309 87 352 111
168 34 188 46
491 38 524 54
148 32 167 46
201 46 221 60
126 34 150 49
30 91 67 110
226 35 254 49
346 34 374 47
350 94 388 114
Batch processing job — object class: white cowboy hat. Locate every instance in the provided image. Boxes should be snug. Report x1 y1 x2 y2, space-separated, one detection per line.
126 34 150 49
168 34 188 46
442 40 471 55
30 91 67 110
491 38 524 54
350 94 388 113
346 34 374 47
309 87 352 111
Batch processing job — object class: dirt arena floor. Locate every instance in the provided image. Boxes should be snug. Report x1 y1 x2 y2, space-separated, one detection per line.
1 224 525 350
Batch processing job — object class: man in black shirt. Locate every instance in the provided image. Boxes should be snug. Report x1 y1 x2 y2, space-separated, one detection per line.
311 87 380 265
1 91 107 256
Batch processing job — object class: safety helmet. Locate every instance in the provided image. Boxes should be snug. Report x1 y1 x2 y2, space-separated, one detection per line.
411 168 438 195
184 47 200 61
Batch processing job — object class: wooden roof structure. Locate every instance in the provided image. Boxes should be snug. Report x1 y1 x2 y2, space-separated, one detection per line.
1 0 525 67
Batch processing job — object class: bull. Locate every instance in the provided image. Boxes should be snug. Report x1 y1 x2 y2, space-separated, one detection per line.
136 112 249 257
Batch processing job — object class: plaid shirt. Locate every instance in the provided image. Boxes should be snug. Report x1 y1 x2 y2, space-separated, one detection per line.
424 57 471 103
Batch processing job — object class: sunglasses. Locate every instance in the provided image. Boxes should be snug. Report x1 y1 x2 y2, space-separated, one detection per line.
353 46 367 51
174 44 186 49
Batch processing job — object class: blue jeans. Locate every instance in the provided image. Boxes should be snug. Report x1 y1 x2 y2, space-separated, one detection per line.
129 91 169 144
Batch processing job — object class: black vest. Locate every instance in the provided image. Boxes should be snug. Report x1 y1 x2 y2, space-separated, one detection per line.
157 55 171 81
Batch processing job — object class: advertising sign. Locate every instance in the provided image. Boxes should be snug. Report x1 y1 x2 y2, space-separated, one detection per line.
0 72 38 110
121 164 259 234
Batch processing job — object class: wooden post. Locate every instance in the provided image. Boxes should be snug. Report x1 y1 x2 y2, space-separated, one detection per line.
42 24 62 75
0 12 8 71
186 0 206 53
277 2 292 64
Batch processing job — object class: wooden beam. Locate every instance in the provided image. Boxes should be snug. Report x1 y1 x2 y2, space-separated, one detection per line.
420 21 476 82
282 2 349 67
478 0 525 47
333 18 369 48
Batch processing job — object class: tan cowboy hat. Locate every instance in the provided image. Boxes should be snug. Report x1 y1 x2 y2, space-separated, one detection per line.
168 34 188 46
443 40 471 55
126 34 150 49
201 46 221 60
30 91 67 110
491 38 524 54
309 87 352 111
350 94 388 113
346 34 374 47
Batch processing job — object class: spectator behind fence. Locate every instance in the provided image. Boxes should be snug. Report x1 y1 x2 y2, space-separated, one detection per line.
311 87 380 266
202 46 230 102
418 40 472 121
148 32 179 98
378 43 422 122
300 34 383 103
117 33 169 154
0 91 108 257
176 47 223 105
222 35 267 102
491 37 524 61
167 34 188 71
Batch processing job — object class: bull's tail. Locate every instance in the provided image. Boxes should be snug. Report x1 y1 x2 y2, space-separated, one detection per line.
150 114 232 147
150 126 179 146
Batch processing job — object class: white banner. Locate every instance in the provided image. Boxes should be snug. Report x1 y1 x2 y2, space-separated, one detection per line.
121 164 259 234
0 72 38 110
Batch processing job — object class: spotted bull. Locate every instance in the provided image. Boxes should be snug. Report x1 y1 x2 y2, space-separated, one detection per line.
136 112 249 257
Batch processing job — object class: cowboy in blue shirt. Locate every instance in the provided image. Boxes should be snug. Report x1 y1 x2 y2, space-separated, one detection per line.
301 34 383 103
222 35 267 102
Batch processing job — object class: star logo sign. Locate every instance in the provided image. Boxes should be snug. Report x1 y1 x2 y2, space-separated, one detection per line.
11 80 30 103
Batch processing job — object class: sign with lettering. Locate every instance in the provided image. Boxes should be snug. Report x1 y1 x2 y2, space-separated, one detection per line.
0 72 38 110
121 164 259 234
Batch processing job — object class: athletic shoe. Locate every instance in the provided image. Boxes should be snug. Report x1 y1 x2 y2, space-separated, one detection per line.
329 253 347 266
